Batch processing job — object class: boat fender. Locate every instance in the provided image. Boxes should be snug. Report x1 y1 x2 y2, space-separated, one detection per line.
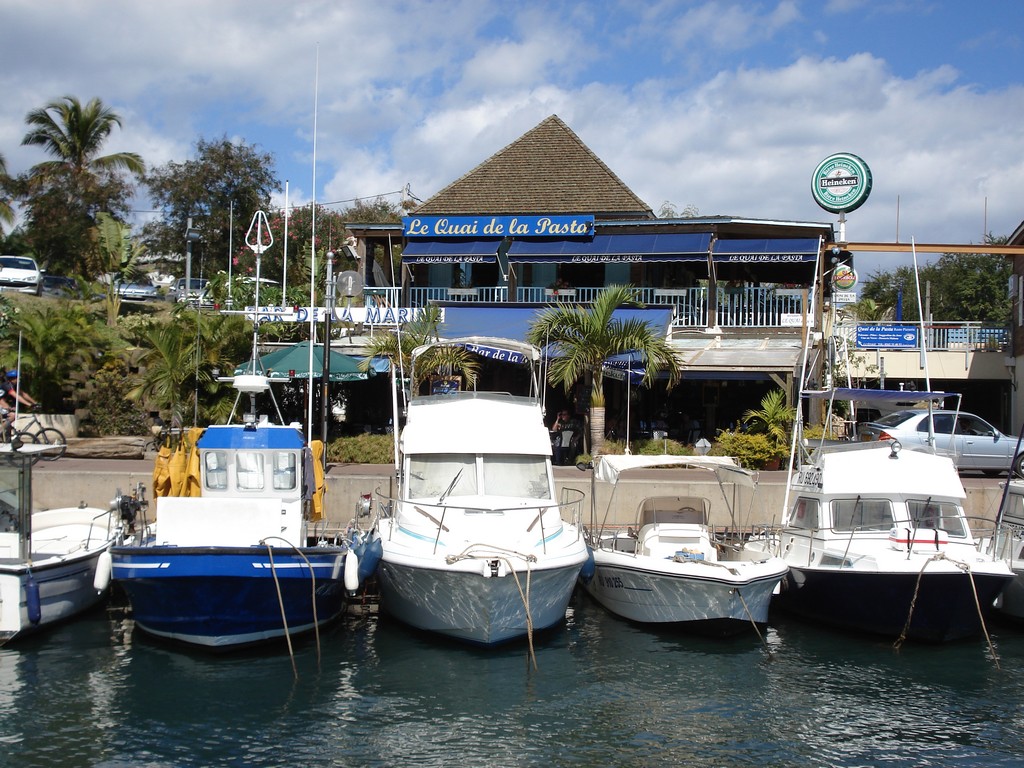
579 547 595 585
358 537 382 585
94 550 113 592
344 552 360 593
25 570 41 625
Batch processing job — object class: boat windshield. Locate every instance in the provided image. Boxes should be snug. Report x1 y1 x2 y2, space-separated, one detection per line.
406 454 551 500
407 455 477 499
832 498 893 532
482 456 551 500
907 499 967 538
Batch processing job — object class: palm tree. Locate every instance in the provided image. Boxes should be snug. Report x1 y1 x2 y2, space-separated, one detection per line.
92 211 147 325
742 388 795 452
22 96 144 180
526 285 681 455
0 153 14 229
361 305 481 395
6 303 106 410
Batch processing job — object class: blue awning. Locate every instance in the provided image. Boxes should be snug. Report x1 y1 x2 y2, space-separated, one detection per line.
440 307 674 342
712 238 820 263
507 233 712 263
401 238 503 264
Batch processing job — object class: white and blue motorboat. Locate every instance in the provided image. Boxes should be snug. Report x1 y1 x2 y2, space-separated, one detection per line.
110 416 367 650
374 337 589 645
0 445 120 644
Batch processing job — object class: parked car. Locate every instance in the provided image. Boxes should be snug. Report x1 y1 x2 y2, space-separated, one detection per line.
0 255 43 295
172 277 210 304
116 280 162 301
858 409 1023 475
41 274 77 297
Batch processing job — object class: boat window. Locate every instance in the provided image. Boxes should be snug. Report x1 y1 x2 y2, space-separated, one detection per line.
788 497 819 529
272 451 297 491
482 456 551 499
203 450 228 490
406 455 477 499
907 499 967 537
832 498 893 531
236 452 266 491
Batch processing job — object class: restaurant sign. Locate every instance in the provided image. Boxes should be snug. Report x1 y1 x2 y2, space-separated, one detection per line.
403 215 594 238
245 305 442 326
856 324 918 349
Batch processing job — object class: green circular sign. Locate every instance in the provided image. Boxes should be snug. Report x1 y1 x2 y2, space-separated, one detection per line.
812 153 872 213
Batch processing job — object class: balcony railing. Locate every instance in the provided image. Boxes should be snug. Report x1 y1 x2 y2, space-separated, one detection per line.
398 285 811 329
370 286 1007 342
839 321 1010 352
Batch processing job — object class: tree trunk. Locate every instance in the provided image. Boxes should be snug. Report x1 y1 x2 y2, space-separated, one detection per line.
590 405 606 456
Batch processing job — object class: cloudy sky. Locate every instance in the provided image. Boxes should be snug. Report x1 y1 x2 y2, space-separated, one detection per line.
2 0 1023 274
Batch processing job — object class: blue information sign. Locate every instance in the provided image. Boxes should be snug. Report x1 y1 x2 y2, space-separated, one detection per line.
855 325 919 349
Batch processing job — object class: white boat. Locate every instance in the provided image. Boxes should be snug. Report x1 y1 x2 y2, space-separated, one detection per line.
581 454 788 635
981 476 1024 622
746 388 1014 642
0 446 120 644
374 337 589 645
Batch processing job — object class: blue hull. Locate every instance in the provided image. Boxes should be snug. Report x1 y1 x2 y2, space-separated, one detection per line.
111 546 348 649
776 567 1012 642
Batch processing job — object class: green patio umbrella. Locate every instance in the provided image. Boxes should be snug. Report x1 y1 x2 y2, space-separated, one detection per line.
234 340 370 382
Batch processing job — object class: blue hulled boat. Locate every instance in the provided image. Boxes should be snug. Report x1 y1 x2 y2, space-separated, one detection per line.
111 421 359 649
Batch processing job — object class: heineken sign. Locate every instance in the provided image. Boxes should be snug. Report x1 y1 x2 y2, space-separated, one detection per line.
811 153 872 213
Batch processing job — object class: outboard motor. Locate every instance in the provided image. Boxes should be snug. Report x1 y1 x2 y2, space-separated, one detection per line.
112 483 148 536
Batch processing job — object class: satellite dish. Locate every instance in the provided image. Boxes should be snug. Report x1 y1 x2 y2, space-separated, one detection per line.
336 270 363 298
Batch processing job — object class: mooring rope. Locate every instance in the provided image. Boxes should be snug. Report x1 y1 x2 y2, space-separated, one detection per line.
735 587 773 659
893 553 1000 668
262 537 324 676
264 543 297 679
445 546 538 669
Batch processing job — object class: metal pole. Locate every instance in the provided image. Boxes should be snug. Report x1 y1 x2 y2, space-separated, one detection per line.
320 251 335 453
226 202 234 309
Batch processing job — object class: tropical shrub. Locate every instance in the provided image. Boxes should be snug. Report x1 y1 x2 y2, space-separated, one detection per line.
327 433 396 465
710 430 777 469
81 359 151 436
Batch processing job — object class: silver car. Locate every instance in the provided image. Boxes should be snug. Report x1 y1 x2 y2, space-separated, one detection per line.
859 409 1023 475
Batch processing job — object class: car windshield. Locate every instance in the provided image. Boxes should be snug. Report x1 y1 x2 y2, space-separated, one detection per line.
0 257 35 270
874 410 920 427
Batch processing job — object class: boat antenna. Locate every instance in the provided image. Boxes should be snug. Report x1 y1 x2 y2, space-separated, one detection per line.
306 44 320 439
911 237 937 451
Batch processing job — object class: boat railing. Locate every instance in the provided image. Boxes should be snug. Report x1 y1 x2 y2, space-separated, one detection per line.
376 489 586 555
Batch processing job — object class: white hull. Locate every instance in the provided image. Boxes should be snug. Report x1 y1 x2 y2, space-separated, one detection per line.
0 507 115 644
585 550 787 632
377 553 583 644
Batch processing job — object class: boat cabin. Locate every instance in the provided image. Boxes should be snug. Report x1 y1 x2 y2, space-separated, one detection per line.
198 424 306 502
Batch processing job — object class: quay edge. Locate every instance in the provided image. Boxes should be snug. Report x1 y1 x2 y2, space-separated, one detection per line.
32 458 1008 534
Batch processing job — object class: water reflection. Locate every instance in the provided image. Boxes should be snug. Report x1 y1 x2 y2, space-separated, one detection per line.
1 597 1023 766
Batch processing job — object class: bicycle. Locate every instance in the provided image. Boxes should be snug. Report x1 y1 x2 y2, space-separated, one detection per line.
2 405 67 461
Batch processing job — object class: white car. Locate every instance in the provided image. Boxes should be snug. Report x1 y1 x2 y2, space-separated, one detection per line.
0 255 43 295
172 277 210 304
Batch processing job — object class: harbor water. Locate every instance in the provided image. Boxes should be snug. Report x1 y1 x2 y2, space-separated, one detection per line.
3 593 1024 767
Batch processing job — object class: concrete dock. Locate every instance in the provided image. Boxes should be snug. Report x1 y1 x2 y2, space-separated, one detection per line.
32 458 1009 532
